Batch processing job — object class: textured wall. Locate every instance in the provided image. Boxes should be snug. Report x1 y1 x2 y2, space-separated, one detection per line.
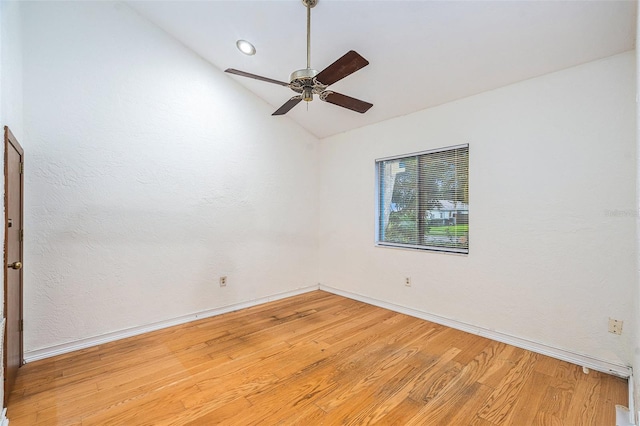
319 52 636 367
1 0 23 145
21 1 319 353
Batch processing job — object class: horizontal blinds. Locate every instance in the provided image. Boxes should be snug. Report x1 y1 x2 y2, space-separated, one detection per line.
377 145 469 253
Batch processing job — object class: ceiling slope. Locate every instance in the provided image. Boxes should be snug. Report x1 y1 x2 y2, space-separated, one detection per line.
128 0 637 139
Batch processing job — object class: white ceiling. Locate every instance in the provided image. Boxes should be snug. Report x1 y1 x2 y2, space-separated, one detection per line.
128 0 636 139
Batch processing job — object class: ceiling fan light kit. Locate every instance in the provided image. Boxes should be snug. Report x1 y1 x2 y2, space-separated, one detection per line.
225 0 372 116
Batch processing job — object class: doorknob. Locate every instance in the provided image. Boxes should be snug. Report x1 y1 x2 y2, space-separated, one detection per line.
8 261 21 270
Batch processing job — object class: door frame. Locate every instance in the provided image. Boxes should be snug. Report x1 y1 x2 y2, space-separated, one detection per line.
4 126 24 405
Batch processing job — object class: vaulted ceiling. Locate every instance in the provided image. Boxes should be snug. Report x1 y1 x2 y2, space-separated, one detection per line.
128 0 636 139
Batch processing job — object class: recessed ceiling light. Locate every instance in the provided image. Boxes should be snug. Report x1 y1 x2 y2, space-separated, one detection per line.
236 40 256 56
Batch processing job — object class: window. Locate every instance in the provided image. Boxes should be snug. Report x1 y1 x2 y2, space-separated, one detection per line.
376 144 469 254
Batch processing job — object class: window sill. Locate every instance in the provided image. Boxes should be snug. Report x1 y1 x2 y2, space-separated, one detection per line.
375 242 468 256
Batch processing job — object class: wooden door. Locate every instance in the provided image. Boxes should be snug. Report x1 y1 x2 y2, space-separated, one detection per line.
4 126 23 405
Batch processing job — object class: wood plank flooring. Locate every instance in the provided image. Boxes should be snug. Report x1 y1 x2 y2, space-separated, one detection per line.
7 291 627 425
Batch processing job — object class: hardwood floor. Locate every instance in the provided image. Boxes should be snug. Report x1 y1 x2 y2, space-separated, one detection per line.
7 291 627 425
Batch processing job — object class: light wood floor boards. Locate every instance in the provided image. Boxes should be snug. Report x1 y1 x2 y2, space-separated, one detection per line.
7 291 627 425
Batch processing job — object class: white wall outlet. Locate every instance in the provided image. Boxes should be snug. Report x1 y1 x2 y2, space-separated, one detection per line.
219 276 227 287
405 277 411 287
608 318 623 335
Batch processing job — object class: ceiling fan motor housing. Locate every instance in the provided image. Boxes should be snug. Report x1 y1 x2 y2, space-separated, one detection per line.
289 68 318 83
289 68 327 102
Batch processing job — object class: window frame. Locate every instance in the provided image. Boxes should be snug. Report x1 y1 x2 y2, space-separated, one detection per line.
374 144 469 255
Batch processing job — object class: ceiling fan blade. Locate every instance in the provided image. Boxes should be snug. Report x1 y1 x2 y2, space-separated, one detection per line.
225 68 289 87
272 96 303 116
322 92 373 114
315 50 369 87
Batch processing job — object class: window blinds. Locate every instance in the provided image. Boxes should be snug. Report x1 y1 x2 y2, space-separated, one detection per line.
376 144 469 254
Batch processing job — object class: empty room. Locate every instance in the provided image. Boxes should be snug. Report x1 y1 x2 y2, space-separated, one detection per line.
0 0 638 424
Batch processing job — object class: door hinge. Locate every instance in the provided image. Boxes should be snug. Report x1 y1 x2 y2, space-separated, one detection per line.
19 162 23 175
19 229 23 242
19 319 23 332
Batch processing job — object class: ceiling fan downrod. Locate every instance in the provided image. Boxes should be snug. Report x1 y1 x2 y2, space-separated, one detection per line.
290 0 320 102
304 0 317 70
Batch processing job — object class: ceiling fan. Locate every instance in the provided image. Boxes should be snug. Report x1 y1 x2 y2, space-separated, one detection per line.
225 0 373 116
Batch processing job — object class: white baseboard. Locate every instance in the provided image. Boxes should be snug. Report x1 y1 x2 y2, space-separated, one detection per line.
24 283 634 380
23 285 320 363
319 284 633 379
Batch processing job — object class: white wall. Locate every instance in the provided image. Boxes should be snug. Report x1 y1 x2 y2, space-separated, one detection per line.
1 1 22 145
319 51 636 367
21 1 319 354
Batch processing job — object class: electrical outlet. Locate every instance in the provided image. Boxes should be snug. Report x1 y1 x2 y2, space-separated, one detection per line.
405 277 411 287
608 318 623 335
220 276 227 287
